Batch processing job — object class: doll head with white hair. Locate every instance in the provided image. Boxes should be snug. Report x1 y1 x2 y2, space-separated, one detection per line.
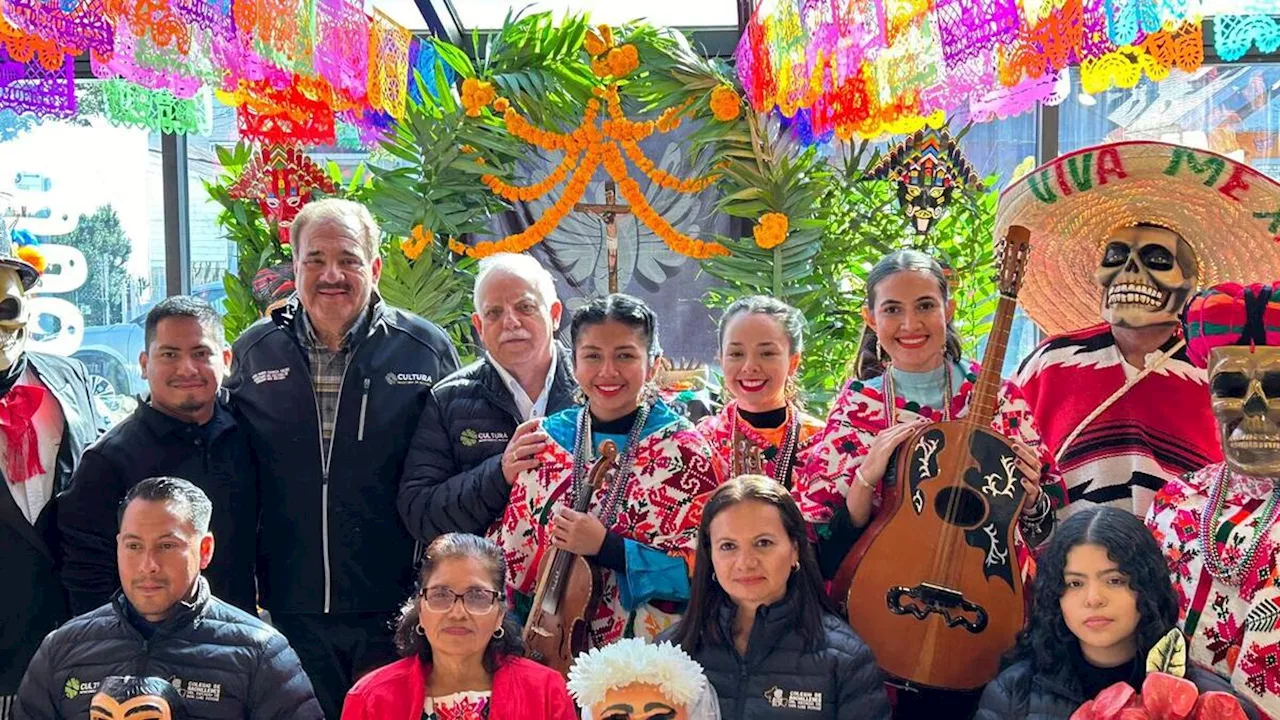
566 638 720 720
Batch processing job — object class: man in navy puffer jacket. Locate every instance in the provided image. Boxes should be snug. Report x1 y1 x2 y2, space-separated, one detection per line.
13 477 322 720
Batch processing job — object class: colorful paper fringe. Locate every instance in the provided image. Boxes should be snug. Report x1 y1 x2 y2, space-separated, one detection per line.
737 0 1275 141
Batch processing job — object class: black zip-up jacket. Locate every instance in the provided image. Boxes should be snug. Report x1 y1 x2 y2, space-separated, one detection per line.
225 296 460 614
14 577 323 719
660 587 891 720
398 345 577 544
59 398 258 616
975 655 1257 720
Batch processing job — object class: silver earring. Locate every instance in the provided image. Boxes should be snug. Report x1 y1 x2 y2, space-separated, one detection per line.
414 624 425 636
492 626 506 639
791 562 800 572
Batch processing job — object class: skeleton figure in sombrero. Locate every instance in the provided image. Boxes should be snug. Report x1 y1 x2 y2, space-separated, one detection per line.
0 230 107 717
1146 282 1280 717
1000 141 1280 519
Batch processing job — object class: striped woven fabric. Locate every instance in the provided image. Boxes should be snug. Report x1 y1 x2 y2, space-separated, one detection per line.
1184 282 1280 368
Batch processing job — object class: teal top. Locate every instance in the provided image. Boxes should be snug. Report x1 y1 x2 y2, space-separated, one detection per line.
865 358 968 410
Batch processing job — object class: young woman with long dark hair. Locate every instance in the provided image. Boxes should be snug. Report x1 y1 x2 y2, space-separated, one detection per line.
976 507 1253 720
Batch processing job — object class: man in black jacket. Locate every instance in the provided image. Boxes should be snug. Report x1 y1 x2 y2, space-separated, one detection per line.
14 477 321 720
399 252 577 544
225 199 460 719
59 296 257 616
0 243 107 719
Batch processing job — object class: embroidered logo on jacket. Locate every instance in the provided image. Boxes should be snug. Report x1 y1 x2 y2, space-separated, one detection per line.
64 677 100 699
170 678 222 702
385 372 433 386
251 367 291 384
765 686 823 711
460 428 510 446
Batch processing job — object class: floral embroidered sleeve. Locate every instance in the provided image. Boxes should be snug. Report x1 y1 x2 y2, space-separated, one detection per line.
794 379 882 529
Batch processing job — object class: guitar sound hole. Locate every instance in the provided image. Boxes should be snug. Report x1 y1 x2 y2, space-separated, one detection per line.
933 486 986 528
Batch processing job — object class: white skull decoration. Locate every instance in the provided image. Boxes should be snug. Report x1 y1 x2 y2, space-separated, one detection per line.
0 266 29 372
1094 225 1198 328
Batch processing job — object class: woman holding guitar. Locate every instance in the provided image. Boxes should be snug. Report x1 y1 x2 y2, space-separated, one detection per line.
498 293 722 663
795 248 1067 718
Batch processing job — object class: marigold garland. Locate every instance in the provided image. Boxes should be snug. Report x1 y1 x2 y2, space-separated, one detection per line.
656 97 696 133
752 212 789 249
463 80 728 262
447 237 468 256
481 150 582 203
619 140 719 193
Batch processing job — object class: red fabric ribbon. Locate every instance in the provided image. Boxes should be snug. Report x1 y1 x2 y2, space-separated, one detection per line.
0 384 46 484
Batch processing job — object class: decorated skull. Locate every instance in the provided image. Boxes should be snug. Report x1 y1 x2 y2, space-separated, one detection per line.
1094 224 1198 328
1210 346 1280 477
0 266 29 372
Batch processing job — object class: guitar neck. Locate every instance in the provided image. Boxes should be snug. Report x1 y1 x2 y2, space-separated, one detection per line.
968 293 1017 428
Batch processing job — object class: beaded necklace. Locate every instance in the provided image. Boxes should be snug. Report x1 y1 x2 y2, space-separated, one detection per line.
881 360 954 429
571 401 652 527
1198 464 1280 586
731 404 801 488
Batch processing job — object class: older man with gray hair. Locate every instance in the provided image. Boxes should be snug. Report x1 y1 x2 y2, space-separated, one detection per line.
399 252 577 545
226 198 459 719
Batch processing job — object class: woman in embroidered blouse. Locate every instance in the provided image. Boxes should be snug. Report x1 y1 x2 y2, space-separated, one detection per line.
795 249 1066 717
341 533 576 720
697 296 825 490
499 293 722 647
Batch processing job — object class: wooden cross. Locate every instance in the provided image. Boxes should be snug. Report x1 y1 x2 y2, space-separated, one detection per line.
573 181 631 294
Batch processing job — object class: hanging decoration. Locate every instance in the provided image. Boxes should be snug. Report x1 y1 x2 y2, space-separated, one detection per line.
737 0 1273 141
460 70 729 261
101 79 212 134
228 144 338 245
869 127 982 235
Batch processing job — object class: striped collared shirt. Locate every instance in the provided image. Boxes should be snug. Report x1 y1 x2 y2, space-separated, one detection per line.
295 305 372 445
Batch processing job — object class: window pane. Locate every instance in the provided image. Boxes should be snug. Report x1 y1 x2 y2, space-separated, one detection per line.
1059 64 1280 179
0 80 166 424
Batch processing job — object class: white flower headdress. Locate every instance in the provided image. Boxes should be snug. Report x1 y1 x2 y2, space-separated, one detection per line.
566 638 708 710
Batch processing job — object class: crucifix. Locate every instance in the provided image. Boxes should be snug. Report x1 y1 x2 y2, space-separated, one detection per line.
573 180 631 294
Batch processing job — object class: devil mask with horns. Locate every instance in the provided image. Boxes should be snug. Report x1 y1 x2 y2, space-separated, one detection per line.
1185 282 1280 477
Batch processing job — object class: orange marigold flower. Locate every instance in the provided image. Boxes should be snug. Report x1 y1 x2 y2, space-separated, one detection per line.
710 85 742 122
752 212 789 250
607 44 639 78
16 246 45 274
591 57 611 78
403 225 433 261
599 24 614 48
584 28 609 57
493 97 510 113
447 238 468 255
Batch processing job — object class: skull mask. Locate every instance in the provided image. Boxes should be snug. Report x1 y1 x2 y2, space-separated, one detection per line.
0 266 30 372
1095 224 1198 328
1210 346 1280 477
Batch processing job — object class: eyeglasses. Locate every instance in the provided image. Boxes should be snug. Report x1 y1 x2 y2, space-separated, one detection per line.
420 587 501 614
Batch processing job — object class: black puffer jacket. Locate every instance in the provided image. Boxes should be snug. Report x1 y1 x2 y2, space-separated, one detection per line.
398 346 576 543
976 656 1258 720
661 587 891 720
14 577 323 719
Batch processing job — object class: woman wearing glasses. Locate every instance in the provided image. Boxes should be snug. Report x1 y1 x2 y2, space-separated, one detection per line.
341 533 576 720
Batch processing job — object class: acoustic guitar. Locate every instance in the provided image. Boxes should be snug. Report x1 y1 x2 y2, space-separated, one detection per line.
830 225 1034 691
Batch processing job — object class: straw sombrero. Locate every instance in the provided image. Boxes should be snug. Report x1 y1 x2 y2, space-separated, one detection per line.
995 141 1280 336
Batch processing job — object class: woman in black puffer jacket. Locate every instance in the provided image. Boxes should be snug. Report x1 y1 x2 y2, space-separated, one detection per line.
660 475 890 720
976 507 1256 720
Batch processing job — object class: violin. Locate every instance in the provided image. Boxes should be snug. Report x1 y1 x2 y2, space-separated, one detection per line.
522 440 618 677
829 226 1034 691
